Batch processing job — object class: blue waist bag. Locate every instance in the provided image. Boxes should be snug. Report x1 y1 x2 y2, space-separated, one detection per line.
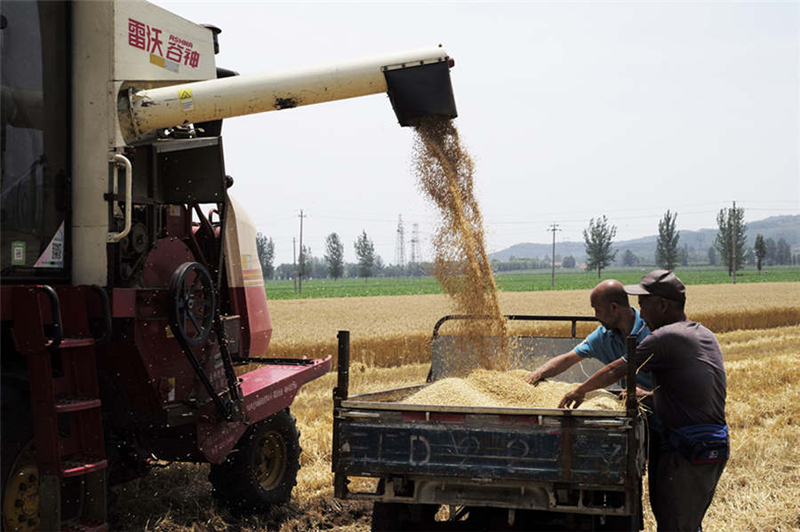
667 424 729 465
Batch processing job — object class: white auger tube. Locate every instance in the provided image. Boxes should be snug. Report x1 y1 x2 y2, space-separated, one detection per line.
120 45 456 141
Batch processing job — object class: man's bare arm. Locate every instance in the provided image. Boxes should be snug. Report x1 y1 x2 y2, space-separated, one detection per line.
526 350 584 385
558 358 629 408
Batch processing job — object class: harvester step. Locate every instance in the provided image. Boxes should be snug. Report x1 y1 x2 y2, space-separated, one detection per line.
54 397 102 413
61 519 109 532
61 456 107 478
58 338 96 349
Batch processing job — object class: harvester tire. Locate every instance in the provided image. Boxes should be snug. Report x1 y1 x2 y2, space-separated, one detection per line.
1 384 87 531
209 408 301 513
1 385 37 532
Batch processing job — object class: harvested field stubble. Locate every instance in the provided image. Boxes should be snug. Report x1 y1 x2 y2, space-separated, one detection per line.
265 282 800 368
112 325 800 531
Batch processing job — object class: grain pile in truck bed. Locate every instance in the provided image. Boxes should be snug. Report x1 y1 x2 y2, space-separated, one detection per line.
402 369 623 410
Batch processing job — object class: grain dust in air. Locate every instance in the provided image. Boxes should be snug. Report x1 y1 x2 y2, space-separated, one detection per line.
412 117 508 370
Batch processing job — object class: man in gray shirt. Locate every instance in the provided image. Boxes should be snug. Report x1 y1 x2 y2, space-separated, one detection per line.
559 270 728 532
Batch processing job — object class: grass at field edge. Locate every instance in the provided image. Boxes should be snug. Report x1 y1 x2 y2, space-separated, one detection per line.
264 267 800 299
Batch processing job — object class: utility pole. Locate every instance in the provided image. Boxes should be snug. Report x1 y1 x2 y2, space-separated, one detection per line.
395 214 406 272
410 223 421 275
292 237 297 293
548 223 561 289
298 209 307 294
731 201 737 285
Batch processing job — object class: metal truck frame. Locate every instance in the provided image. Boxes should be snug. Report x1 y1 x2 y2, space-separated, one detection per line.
332 316 646 532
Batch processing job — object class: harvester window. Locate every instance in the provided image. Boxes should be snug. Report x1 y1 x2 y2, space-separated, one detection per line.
0 1 70 282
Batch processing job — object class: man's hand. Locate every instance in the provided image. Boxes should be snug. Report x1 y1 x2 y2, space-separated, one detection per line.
619 386 653 401
526 371 544 386
637 387 654 399
559 388 586 409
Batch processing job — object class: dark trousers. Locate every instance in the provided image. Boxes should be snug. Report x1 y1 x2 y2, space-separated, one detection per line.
644 404 662 516
649 447 726 532
647 425 661 516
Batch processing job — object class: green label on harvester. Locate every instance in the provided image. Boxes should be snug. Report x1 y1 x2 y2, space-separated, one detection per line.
11 241 25 265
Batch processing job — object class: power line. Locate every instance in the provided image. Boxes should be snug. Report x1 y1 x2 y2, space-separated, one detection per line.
254 203 797 231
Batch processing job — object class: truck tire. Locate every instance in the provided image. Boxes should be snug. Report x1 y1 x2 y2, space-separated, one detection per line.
371 502 405 531
209 408 301 513
600 515 637 532
371 502 438 531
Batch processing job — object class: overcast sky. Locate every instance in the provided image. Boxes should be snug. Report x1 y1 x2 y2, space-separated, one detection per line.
153 0 799 266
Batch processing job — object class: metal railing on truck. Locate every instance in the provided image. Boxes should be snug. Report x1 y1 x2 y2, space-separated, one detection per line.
431 314 598 338
429 314 600 383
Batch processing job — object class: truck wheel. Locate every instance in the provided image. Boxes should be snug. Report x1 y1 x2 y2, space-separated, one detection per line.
372 502 404 531
371 502 438 531
209 409 301 513
599 515 637 532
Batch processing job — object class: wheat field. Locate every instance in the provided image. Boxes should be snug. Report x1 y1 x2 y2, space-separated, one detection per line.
264 282 800 365
109 284 800 531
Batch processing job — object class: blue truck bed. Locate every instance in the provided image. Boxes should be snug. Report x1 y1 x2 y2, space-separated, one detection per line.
338 402 634 486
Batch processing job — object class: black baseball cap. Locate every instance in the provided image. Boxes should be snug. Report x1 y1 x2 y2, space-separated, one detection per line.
623 270 686 303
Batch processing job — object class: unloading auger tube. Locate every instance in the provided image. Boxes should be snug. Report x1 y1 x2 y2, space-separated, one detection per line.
119 46 457 141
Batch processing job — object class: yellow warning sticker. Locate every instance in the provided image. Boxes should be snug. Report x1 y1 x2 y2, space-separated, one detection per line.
179 88 194 112
150 54 166 68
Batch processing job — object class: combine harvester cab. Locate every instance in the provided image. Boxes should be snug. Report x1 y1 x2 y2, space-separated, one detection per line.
0 0 457 529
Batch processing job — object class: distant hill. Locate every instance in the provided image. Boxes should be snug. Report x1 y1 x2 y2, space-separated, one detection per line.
488 214 800 263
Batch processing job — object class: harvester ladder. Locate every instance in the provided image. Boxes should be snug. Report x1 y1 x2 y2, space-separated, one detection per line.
12 285 110 532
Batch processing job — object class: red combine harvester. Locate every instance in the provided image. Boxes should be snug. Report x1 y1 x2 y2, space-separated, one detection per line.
0 1 457 530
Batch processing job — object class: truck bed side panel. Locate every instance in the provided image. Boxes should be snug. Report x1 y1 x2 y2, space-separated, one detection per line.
339 417 628 485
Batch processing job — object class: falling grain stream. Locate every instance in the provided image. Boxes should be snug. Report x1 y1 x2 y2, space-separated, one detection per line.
412 117 507 369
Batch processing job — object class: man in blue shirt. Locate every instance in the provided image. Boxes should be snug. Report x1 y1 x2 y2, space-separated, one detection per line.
526 279 652 391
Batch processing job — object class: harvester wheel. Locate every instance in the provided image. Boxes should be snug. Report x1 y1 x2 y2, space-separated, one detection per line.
209 409 301 513
169 261 215 346
1 385 84 531
1 384 38 532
